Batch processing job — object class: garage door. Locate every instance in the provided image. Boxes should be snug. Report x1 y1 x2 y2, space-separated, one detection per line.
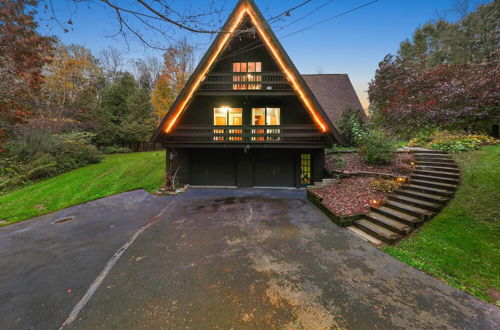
253 150 295 187
190 150 236 186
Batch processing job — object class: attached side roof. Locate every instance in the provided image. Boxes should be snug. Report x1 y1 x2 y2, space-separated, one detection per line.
152 0 341 143
302 74 367 124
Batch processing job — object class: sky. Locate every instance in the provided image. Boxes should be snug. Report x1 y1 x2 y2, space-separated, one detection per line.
38 0 485 110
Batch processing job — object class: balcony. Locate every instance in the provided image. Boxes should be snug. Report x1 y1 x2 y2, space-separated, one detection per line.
163 125 328 146
198 72 293 95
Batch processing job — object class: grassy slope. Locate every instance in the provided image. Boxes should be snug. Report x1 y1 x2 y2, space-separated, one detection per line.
0 151 165 226
383 145 500 304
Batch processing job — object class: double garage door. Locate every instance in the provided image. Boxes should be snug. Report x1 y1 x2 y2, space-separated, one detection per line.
189 149 297 187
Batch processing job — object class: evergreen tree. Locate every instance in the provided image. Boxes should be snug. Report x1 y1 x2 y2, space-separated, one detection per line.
93 73 156 146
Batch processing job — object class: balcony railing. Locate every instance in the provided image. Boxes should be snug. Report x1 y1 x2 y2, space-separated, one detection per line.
163 125 327 144
199 72 292 92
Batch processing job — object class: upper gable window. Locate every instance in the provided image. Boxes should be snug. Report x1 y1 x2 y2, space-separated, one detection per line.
233 62 262 90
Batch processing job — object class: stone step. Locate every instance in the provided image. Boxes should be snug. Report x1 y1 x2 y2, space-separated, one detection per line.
323 178 340 184
415 153 453 158
389 194 442 212
353 219 402 244
415 165 459 173
413 150 448 154
384 200 434 220
346 226 384 247
413 169 459 179
416 157 455 164
364 212 412 236
416 161 458 168
404 184 455 197
397 188 450 203
410 174 459 185
371 206 423 227
414 152 449 156
415 157 454 162
410 179 458 191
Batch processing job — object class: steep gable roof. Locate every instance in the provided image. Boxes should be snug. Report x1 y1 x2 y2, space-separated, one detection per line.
302 74 367 123
152 0 341 143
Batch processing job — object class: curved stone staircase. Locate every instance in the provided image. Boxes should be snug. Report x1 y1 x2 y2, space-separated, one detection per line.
347 151 459 246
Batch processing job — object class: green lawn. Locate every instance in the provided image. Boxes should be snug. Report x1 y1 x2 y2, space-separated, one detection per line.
383 145 500 305
0 151 165 226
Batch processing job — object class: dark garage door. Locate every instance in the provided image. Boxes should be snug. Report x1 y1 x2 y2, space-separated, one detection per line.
253 150 295 187
190 150 236 186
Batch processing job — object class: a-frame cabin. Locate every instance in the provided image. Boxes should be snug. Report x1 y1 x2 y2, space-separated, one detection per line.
152 0 363 188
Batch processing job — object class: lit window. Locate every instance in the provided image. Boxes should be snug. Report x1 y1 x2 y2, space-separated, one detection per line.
233 62 262 90
213 107 242 141
252 108 280 126
251 107 280 141
266 108 280 126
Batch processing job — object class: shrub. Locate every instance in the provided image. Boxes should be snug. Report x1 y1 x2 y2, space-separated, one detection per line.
371 178 402 193
408 130 495 153
357 130 396 165
335 108 365 147
329 154 345 169
102 146 133 154
0 130 103 191
0 153 58 190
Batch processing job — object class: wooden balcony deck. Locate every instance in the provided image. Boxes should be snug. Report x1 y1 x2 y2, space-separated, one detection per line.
198 72 293 95
162 125 328 147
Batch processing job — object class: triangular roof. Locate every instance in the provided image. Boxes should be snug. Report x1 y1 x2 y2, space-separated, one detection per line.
152 0 341 143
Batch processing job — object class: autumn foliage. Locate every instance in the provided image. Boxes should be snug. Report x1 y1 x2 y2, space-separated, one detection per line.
152 40 194 118
369 55 499 131
0 0 53 144
369 2 499 134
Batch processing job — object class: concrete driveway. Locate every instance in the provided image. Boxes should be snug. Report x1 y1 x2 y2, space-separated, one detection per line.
0 188 498 329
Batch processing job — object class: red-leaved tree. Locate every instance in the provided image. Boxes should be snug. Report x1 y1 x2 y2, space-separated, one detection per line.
0 0 54 146
369 54 499 133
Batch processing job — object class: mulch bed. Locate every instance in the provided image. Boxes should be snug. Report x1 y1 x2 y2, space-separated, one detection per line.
326 152 414 176
312 177 388 216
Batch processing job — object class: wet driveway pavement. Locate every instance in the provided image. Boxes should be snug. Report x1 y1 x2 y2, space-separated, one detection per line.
0 188 498 329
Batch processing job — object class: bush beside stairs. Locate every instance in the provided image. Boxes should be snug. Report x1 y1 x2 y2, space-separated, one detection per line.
347 151 460 247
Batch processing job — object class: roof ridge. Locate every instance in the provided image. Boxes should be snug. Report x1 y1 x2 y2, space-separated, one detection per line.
301 73 348 76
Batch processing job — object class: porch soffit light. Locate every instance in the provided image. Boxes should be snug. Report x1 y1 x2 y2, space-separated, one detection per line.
164 3 327 133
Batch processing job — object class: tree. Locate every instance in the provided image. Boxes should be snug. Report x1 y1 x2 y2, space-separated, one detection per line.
99 47 124 84
39 44 103 127
152 39 195 119
0 0 53 145
93 72 156 146
397 2 499 66
121 86 158 143
369 54 499 134
369 2 499 135
130 56 163 92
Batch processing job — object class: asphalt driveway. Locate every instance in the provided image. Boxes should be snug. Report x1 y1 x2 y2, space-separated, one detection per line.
0 188 498 329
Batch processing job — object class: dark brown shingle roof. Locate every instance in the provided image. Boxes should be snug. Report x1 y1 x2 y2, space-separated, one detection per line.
302 74 366 124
